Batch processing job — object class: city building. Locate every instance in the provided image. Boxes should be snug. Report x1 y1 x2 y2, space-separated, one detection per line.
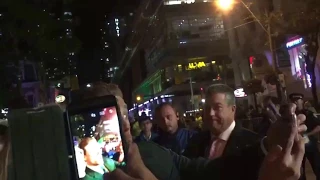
99 14 131 82
115 0 237 115
74 1 134 85
0 2 76 108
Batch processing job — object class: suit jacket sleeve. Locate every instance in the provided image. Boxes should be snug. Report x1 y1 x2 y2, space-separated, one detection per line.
171 142 265 180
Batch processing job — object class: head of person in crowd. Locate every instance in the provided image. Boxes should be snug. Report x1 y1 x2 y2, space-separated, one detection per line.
203 84 236 136
154 103 179 134
139 117 153 135
80 82 131 143
289 93 304 111
79 137 104 167
304 101 312 109
0 122 10 180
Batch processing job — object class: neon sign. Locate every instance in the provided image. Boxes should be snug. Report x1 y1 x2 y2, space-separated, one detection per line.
187 62 206 70
286 38 303 49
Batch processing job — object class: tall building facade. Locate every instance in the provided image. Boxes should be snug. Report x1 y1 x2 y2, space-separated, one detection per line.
45 8 78 81
99 14 131 82
116 0 234 115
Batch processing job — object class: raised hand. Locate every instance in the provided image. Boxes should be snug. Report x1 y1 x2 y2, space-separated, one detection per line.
104 143 158 180
259 104 305 180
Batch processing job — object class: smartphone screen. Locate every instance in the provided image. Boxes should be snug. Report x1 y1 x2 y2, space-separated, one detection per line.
69 106 126 179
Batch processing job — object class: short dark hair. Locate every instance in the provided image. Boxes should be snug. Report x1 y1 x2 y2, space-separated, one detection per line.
205 84 235 106
154 103 177 115
78 137 95 155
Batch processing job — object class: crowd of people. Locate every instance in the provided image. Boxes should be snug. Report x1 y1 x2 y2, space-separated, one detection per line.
0 81 318 180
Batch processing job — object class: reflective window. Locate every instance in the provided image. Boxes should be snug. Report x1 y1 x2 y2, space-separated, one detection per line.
169 15 225 40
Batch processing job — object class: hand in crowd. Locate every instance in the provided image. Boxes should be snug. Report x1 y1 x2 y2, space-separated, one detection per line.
104 143 158 180
260 103 306 180
105 97 157 179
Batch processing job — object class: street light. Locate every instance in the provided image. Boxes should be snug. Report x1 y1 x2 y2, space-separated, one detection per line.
216 0 234 11
136 96 141 102
217 0 284 102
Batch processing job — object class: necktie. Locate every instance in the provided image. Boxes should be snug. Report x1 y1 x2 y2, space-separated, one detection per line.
208 138 226 160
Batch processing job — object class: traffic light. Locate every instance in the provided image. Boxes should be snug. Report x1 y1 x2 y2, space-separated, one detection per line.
249 56 255 65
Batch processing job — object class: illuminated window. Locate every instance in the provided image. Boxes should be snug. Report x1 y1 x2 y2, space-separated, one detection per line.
164 0 195 5
169 15 225 40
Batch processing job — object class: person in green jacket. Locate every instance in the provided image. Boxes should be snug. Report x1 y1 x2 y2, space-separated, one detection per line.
79 137 113 180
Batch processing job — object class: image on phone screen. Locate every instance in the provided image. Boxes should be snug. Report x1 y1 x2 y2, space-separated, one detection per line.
69 106 126 180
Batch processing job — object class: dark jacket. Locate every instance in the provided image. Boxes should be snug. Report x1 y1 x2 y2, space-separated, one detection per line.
154 128 197 154
183 122 261 158
138 140 265 180
134 131 159 143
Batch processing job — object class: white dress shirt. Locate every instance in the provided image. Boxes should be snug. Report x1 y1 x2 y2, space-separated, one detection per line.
211 120 236 141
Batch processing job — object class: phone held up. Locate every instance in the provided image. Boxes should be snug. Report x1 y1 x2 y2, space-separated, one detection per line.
66 95 128 180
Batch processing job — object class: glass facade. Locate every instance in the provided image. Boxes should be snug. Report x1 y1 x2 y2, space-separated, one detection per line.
131 58 233 94
169 15 225 41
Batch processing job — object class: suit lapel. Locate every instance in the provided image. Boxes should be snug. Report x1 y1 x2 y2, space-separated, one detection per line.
202 131 212 157
223 122 242 156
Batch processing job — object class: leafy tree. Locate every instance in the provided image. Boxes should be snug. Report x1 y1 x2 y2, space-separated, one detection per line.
0 0 81 107
237 1 320 104
275 0 320 107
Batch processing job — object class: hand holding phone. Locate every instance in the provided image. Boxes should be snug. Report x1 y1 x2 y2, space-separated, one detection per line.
67 95 128 179
105 143 158 180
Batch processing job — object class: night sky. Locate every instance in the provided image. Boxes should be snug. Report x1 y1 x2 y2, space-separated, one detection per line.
74 0 138 47
73 0 139 85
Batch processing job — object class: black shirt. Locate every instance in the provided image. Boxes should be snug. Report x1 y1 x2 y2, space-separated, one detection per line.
300 110 320 142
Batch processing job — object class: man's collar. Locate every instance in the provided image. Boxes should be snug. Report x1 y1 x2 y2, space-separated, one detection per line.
86 165 105 174
211 121 236 141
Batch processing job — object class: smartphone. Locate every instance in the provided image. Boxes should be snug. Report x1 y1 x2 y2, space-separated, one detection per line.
66 95 127 180
8 105 71 180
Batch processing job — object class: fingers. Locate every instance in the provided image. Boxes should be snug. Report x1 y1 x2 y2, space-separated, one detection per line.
126 143 145 177
266 145 282 162
282 115 297 162
297 125 307 134
127 143 140 160
122 119 133 145
297 114 306 125
288 103 297 115
291 135 305 178
280 103 297 124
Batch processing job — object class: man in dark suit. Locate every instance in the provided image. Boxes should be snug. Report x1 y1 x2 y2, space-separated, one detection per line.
78 82 307 180
184 84 261 159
